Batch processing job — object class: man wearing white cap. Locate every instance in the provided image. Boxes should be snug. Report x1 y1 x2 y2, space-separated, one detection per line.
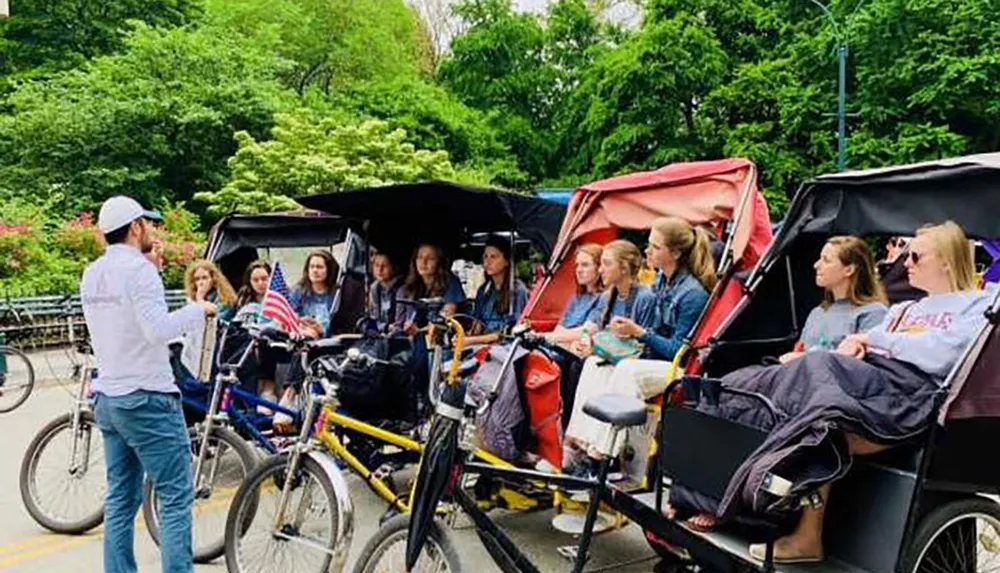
80 196 215 573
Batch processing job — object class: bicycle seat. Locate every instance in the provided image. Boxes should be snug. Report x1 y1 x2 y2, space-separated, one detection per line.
583 394 647 427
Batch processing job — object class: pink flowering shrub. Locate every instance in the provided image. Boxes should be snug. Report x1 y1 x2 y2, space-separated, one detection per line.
0 201 205 294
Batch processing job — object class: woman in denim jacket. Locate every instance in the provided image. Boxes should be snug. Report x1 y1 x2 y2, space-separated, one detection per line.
564 217 715 477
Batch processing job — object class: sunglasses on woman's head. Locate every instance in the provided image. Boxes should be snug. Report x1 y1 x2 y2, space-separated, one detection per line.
890 237 907 248
908 251 921 264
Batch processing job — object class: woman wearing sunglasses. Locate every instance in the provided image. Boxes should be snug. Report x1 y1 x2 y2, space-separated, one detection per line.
878 235 926 304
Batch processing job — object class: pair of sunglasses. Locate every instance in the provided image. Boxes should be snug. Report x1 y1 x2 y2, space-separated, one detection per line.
908 251 921 264
889 237 907 248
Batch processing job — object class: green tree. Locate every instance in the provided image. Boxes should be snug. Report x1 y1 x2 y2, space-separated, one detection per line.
0 25 291 213
194 110 461 217
556 11 728 177
331 78 528 187
202 0 424 95
440 0 606 180
0 0 201 77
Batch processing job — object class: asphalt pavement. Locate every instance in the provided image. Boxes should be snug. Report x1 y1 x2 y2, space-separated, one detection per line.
0 353 661 572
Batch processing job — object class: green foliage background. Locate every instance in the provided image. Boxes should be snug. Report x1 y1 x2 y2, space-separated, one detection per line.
0 0 997 291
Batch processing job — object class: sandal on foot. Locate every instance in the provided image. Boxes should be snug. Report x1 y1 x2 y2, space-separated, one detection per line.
749 543 823 564
685 513 719 532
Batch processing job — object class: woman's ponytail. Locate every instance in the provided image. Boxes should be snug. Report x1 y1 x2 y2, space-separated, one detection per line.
689 226 718 291
650 216 718 291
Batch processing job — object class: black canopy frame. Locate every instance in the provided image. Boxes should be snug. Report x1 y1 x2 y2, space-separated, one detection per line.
296 181 566 261
703 152 1000 376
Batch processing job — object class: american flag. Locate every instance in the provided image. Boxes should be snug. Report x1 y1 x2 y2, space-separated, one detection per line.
262 261 301 333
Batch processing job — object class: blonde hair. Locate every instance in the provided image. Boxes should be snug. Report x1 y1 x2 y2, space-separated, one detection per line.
916 221 976 292
575 243 604 294
602 240 644 280
598 240 644 327
821 236 887 308
651 216 718 291
184 260 237 306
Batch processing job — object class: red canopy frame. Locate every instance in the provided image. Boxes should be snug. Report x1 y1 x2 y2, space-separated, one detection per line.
525 159 774 334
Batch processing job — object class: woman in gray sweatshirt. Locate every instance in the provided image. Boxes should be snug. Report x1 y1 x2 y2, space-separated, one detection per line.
781 236 888 363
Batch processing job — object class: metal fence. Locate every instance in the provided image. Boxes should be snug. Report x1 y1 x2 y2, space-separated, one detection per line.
0 289 186 347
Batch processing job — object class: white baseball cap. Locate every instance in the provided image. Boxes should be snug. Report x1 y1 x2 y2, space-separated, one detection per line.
97 196 162 234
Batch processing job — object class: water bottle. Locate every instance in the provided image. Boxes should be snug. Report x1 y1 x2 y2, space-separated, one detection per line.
578 324 593 353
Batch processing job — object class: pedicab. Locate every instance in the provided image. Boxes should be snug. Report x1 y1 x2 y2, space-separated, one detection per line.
521 159 774 533
349 159 777 572
355 152 1000 573
221 181 568 573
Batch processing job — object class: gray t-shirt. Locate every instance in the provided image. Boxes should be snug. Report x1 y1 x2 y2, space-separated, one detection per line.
800 299 889 352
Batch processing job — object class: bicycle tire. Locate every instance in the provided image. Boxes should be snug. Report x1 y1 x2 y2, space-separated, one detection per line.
142 425 257 563
351 513 462 573
901 496 1000 573
0 345 35 413
19 411 105 534
225 454 341 573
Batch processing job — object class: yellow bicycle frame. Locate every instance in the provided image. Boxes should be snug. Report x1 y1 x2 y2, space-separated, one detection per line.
300 314 525 514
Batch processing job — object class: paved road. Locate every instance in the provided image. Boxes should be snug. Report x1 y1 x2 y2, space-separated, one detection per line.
0 368 661 572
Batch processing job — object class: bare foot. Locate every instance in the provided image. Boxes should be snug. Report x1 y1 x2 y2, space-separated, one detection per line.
686 513 718 531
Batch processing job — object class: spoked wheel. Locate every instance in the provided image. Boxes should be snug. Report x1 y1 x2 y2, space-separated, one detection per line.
225 454 341 573
19 412 106 533
351 514 462 573
904 497 1000 573
0 346 36 413
142 425 257 563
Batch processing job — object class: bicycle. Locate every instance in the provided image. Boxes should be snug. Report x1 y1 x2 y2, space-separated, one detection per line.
352 326 678 573
19 319 296 541
0 337 36 413
140 320 275 563
223 300 503 573
18 338 105 533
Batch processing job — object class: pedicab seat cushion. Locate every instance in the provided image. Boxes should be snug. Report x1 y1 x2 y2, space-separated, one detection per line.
583 393 648 427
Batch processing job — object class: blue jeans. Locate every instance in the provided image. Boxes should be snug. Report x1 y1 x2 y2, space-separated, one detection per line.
94 391 193 573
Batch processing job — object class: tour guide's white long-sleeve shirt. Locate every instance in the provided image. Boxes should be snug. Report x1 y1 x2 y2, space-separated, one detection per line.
80 244 205 396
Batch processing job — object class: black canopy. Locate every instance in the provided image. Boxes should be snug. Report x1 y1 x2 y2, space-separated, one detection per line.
772 153 1000 259
205 211 349 262
296 181 566 259
204 211 362 289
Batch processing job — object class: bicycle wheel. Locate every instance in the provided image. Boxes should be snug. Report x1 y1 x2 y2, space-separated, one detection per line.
142 425 257 563
225 454 341 573
902 497 1000 573
0 345 35 413
352 514 462 573
19 411 106 533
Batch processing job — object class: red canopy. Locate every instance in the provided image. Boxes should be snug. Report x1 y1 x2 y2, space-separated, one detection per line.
526 159 773 330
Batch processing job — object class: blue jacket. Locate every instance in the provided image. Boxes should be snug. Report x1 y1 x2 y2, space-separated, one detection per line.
639 269 710 360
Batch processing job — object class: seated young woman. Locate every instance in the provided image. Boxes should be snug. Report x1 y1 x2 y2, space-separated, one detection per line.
667 221 996 563
466 235 529 345
542 243 604 345
273 251 340 428
291 250 340 339
394 242 466 332
563 223 716 477
779 235 889 363
231 260 282 412
367 250 403 333
179 260 237 377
